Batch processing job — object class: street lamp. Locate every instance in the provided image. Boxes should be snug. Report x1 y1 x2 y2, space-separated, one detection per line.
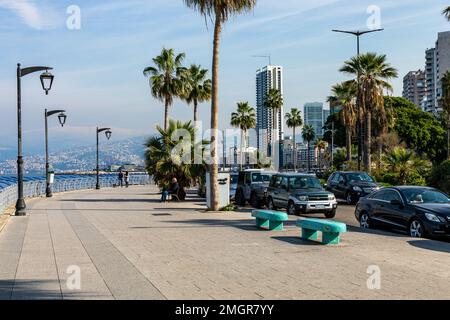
96 127 112 190
332 29 384 171
45 109 67 198
15 64 54 216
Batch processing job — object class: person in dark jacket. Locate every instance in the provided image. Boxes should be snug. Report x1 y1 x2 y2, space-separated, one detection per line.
118 170 124 187
168 178 180 201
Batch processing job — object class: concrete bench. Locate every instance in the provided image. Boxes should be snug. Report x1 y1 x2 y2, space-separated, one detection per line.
252 210 289 231
296 218 347 245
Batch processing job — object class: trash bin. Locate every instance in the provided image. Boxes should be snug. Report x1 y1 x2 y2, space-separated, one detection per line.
48 170 55 184
206 173 230 210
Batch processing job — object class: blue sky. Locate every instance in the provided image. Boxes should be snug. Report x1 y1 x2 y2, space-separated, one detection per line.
0 0 449 151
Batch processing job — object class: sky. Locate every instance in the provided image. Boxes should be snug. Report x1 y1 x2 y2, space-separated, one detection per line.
0 0 449 153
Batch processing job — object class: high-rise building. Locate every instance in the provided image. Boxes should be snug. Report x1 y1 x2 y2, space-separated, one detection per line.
402 70 426 108
424 31 450 115
256 65 284 154
304 102 325 138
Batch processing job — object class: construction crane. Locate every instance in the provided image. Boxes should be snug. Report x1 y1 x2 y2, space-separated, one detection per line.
251 55 272 65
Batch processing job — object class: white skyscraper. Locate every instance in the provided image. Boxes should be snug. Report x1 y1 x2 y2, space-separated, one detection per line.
256 66 284 160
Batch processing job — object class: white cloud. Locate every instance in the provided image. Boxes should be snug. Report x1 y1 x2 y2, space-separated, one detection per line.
0 0 43 29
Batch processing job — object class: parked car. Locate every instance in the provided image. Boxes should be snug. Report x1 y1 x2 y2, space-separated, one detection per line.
326 171 381 205
235 169 276 208
355 186 450 238
267 173 338 218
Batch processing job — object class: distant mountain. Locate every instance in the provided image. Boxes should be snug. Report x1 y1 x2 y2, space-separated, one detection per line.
0 136 149 175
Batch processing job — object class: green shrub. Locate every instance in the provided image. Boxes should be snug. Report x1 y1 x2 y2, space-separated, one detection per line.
428 160 450 194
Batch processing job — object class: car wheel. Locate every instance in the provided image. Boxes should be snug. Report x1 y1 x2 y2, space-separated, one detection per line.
359 212 371 229
409 219 425 238
250 193 261 209
267 197 277 211
287 201 298 215
325 210 336 219
345 192 355 205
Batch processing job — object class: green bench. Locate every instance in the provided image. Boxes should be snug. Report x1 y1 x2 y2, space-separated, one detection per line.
252 210 289 231
296 218 347 245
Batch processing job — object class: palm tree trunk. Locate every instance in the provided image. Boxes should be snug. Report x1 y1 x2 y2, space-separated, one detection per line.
364 110 372 173
293 127 296 171
240 129 244 171
164 97 170 131
307 142 311 171
377 139 383 170
209 14 221 211
193 99 198 123
447 111 450 160
346 130 352 162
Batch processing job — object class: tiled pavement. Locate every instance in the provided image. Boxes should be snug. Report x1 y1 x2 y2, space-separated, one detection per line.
0 186 449 300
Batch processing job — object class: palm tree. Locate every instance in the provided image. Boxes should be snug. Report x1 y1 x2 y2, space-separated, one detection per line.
285 108 303 171
230 102 257 170
442 71 450 159
328 82 357 162
383 147 427 185
145 120 209 200
143 48 186 130
443 6 450 20
302 125 316 172
264 89 284 162
181 64 212 122
316 139 328 169
184 0 257 211
340 53 398 173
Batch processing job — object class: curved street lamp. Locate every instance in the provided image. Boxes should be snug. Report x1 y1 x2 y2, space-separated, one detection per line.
45 109 67 198
96 127 112 190
16 64 54 216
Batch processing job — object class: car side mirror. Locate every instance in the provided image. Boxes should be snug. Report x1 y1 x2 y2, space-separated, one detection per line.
390 199 402 206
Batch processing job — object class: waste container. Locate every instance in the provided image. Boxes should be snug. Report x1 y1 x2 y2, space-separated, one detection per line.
48 170 55 184
206 172 230 210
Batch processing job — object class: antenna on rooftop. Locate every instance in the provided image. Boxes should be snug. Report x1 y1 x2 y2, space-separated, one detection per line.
252 54 272 65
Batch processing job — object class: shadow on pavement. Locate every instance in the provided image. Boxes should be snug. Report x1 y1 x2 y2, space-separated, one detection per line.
271 236 322 246
346 225 408 238
408 240 450 253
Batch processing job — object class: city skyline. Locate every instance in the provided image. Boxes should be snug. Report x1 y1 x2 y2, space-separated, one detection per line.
0 0 449 146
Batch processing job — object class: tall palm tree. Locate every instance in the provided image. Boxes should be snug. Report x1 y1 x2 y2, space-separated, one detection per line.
230 102 257 170
340 53 398 173
442 71 450 159
264 88 284 162
184 0 257 211
285 108 303 171
302 125 316 172
316 139 328 169
181 64 212 122
328 82 357 162
143 48 186 130
443 6 450 20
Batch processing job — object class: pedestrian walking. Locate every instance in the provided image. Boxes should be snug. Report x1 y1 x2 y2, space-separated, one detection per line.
124 171 130 188
118 170 124 187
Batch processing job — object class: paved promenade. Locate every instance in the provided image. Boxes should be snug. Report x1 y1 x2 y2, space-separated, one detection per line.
0 186 449 300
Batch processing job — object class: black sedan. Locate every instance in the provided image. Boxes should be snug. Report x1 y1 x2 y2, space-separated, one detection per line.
355 186 450 238
327 171 381 205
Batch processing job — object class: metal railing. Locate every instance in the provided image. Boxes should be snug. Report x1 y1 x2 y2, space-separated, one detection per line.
0 173 152 214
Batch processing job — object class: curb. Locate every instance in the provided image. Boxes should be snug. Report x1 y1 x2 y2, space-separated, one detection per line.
0 206 13 233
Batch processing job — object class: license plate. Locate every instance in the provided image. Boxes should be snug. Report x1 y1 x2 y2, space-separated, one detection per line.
316 205 325 209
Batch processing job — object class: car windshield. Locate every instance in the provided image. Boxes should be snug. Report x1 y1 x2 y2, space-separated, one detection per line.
230 175 238 184
403 189 450 204
289 176 322 190
346 173 374 182
252 173 272 183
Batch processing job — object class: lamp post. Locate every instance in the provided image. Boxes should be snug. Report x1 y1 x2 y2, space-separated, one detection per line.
45 109 67 197
96 127 112 190
332 29 383 171
16 64 54 216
